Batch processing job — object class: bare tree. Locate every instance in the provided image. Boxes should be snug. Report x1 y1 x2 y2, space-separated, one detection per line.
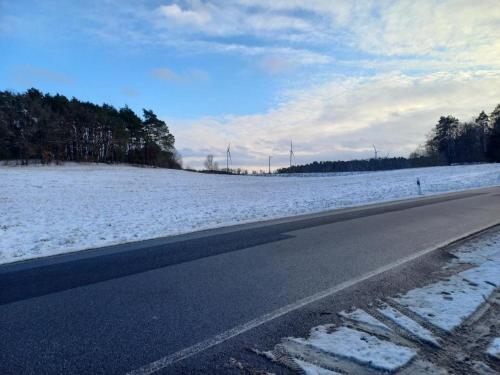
204 154 214 170
204 154 219 171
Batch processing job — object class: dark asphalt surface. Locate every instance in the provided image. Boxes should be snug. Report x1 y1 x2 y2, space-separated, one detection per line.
1 187 500 375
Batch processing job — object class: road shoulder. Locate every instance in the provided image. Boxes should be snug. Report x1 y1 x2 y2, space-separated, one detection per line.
172 227 500 375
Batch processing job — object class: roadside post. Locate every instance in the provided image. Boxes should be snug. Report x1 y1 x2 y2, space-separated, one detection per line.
417 177 422 195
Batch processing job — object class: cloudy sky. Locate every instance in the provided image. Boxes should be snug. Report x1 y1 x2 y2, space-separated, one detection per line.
2 1 500 170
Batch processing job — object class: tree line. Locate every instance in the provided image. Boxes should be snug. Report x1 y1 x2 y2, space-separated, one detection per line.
278 104 500 174
0 88 181 168
422 106 500 164
278 156 440 174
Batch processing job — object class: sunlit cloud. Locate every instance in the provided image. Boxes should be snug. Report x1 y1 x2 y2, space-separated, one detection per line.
172 70 500 170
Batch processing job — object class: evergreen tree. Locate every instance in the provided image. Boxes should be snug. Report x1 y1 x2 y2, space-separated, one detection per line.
487 105 500 162
0 88 181 168
142 109 175 166
428 116 459 164
475 111 489 154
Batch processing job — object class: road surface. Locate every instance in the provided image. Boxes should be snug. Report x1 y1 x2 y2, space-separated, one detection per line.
1 186 500 374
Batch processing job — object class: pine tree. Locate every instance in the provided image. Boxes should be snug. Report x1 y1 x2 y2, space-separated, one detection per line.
487 105 500 162
0 89 181 168
475 111 489 154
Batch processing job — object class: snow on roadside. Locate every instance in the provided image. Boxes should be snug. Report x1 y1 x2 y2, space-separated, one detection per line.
378 304 439 346
450 232 500 265
459 261 499 287
392 264 496 332
1 163 500 264
339 308 392 333
291 325 417 372
393 243 500 332
264 231 500 374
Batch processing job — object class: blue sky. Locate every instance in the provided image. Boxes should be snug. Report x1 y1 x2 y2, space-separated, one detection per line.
2 1 500 170
1 1 284 118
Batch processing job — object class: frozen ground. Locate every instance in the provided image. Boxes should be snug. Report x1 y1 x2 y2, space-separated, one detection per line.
1 163 500 264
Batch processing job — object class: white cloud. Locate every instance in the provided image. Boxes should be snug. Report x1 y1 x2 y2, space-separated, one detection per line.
157 3 212 28
233 0 500 58
352 0 500 58
172 70 500 170
152 1 500 71
39 1 498 74
156 1 314 37
6 1 500 72
207 43 332 74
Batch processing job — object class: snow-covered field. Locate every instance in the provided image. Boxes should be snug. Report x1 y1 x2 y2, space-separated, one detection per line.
1 163 500 264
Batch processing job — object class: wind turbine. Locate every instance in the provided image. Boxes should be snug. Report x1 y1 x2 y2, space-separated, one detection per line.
289 140 295 167
372 144 378 159
226 143 232 173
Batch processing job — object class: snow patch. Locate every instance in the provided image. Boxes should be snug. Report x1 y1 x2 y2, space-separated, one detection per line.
339 308 392 333
459 259 500 288
451 233 500 266
291 325 416 372
393 260 498 332
378 304 439 346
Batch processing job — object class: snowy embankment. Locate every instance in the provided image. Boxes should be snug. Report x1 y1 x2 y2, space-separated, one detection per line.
1 163 500 264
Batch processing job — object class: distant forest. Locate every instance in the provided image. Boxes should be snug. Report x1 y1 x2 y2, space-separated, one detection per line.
0 88 181 168
278 104 500 174
1 88 499 173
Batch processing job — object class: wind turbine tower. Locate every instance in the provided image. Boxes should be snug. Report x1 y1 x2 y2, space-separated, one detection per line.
289 140 295 167
226 143 232 173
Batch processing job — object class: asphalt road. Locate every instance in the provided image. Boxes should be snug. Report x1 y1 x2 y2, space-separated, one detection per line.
1 187 500 375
